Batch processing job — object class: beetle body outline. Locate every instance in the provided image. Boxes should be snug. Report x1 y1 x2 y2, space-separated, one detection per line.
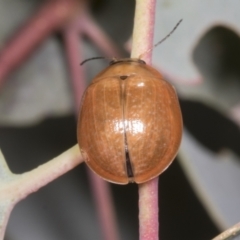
77 58 182 184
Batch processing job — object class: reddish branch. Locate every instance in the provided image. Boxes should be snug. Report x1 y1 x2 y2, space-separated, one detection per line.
131 0 159 240
0 0 79 86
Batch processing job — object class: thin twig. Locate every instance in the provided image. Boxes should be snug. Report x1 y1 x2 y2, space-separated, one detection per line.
0 145 83 201
139 179 159 240
131 0 159 240
0 145 83 240
63 14 85 110
80 11 120 59
131 0 156 64
89 174 120 240
0 0 79 86
212 222 240 240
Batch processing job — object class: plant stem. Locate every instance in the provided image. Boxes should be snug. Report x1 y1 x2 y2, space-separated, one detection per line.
0 145 83 239
139 178 159 240
80 11 120 58
212 222 240 240
89 174 120 240
0 0 79 86
0 145 82 202
63 14 85 110
131 0 156 63
131 0 158 239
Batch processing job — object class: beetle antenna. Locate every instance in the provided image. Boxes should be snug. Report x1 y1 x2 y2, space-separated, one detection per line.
139 19 183 59
80 56 108 66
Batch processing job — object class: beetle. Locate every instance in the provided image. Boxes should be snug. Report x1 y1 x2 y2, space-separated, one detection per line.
77 58 182 184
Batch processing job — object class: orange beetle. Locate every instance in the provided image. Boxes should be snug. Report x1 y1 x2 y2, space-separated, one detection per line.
77 58 182 184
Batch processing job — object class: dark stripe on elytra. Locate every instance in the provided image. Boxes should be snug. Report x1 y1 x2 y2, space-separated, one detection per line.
120 77 134 179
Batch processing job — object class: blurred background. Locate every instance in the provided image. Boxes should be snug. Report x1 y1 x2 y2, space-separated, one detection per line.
1 0 240 239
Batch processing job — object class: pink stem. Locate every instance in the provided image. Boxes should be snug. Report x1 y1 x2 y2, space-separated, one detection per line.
63 15 85 109
80 11 120 58
63 14 120 240
0 0 79 86
139 179 159 240
89 174 120 240
131 0 156 64
131 0 159 239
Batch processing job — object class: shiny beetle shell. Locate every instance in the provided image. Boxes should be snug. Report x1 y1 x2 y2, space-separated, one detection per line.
77 58 182 184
